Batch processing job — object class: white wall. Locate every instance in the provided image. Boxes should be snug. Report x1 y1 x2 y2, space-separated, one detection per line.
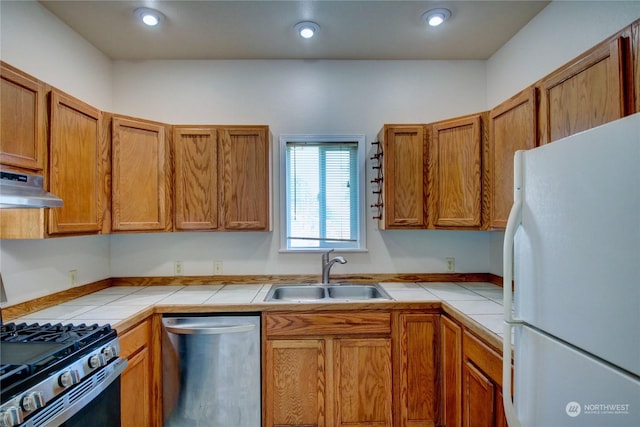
485 0 640 276
0 1 113 305
487 0 640 108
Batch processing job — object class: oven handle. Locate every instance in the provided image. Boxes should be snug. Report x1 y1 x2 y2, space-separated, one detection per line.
33 358 127 427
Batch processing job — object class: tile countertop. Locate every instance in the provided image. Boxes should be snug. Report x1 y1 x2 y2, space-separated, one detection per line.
10 282 508 350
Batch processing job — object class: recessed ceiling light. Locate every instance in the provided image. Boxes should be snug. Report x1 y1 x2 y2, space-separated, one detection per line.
422 8 451 27
295 21 320 39
134 7 164 27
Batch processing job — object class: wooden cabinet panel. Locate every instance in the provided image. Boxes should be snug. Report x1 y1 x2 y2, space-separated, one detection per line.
48 89 105 235
463 361 495 427
377 125 427 229
441 315 462 427
0 62 46 171
112 116 171 232
265 311 391 337
538 35 629 144
429 114 486 228
265 339 327 427
488 87 537 229
395 313 439 427
219 126 270 230
334 338 393 427
119 319 153 427
173 127 218 230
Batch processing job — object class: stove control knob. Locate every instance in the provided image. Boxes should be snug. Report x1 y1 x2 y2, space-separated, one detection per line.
21 391 45 411
0 407 23 427
58 370 81 388
101 344 118 360
88 353 107 369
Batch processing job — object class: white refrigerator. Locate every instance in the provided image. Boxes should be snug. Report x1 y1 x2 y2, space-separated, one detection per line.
502 113 640 426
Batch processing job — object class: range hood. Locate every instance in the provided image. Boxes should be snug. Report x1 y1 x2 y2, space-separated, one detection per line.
0 170 63 209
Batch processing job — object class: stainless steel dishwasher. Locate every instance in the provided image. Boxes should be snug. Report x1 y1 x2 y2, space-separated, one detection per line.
162 315 261 426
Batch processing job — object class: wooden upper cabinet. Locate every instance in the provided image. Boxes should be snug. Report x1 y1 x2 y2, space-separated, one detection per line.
173 127 218 231
0 62 46 171
112 116 171 232
538 34 630 144
219 126 270 231
377 125 427 229
429 113 487 229
48 89 105 235
488 87 537 229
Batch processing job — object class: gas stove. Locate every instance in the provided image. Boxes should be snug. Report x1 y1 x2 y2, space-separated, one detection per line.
0 322 125 427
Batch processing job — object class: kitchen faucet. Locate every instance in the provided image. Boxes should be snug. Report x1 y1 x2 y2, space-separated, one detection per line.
321 249 347 284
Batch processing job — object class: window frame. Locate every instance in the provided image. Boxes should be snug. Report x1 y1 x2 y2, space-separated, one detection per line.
279 134 367 253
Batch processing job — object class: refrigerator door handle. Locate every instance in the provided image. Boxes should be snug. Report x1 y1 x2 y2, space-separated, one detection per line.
502 150 524 427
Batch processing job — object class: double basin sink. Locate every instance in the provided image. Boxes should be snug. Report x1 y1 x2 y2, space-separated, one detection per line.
265 283 392 302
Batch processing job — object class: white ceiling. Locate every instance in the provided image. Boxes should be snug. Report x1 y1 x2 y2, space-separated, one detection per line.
39 0 550 60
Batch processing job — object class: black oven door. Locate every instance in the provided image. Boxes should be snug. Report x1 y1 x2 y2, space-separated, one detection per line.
60 377 121 427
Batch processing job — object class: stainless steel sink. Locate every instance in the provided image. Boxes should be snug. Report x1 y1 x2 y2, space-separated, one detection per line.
265 283 392 302
268 285 326 301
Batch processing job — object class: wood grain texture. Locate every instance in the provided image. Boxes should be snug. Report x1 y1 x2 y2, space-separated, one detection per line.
378 125 427 229
219 126 270 230
395 313 439 427
265 311 391 337
429 114 484 228
0 208 45 239
463 330 503 387
173 126 218 230
441 315 463 427
488 87 537 229
463 360 495 427
111 115 171 232
0 61 46 171
334 338 393 426
265 339 327 427
538 34 629 144
120 319 152 427
48 89 104 235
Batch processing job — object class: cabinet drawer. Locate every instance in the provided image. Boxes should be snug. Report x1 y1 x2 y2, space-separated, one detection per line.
265 311 391 337
119 319 150 359
462 330 502 387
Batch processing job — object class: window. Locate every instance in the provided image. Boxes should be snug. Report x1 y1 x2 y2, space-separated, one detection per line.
280 134 366 252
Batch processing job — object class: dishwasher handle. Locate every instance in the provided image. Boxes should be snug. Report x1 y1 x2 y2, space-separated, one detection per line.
163 318 256 335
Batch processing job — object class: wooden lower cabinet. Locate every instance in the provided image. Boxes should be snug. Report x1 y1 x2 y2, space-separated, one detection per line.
264 311 441 427
119 317 160 427
441 315 463 427
461 330 507 427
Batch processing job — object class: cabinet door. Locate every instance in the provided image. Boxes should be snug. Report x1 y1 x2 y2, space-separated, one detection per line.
48 89 105 235
112 117 170 231
429 114 484 228
441 316 462 427
0 62 46 171
462 361 495 427
538 35 629 144
396 313 439 427
264 339 327 427
121 346 151 427
219 126 270 230
334 338 393 427
173 127 218 230
379 125 427 229
488 88 536 229
119 319 152 427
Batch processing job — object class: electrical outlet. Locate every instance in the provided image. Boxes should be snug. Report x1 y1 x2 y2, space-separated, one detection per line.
214 261 223 275
446 257 455 273
69 270 78 286
174 261 184 276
